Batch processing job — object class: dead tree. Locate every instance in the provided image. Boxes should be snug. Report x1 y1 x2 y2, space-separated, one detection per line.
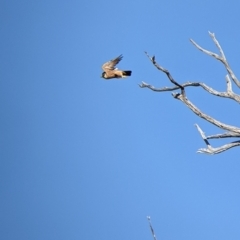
140 32 240 155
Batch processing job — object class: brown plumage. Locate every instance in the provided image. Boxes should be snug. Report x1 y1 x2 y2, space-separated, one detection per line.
101 55 132 79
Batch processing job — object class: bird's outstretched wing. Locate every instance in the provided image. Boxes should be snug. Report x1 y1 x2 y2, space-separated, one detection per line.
102 55 123 72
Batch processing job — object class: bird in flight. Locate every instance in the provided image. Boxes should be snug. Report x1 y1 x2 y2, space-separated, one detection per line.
101 55 132 79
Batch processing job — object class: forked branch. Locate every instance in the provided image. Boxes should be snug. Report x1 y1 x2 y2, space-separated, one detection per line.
195 124 240 154
140 32 240 154
190 32 240 88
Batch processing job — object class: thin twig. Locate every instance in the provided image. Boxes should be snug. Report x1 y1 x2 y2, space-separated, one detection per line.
144 52 185 96
207 132 240 139
209 31 226 60
147 216 157 240
195 124 211 147
195 124 240 154
140 80 240 103
190 32 240 88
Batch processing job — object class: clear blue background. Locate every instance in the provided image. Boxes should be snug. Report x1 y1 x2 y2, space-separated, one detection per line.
1 1 240 239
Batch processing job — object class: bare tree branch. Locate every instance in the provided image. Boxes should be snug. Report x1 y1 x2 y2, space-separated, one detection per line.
141 32 240 154
147 216 157 240
144 52 184 92
190 31 240 88
195 124 240 154
140 79 240 103
206 132 240 139
209 31 226 60
173 91 240 134
142 55 240 134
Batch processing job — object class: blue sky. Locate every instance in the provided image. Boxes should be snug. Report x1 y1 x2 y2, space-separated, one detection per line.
1 0 240 239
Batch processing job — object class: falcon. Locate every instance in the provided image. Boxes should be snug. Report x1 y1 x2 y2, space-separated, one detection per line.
101 55 132 79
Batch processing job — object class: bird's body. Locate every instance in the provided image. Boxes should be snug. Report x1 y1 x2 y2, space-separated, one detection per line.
101 55 132 80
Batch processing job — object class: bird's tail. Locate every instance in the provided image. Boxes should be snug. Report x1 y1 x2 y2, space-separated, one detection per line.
123 71 132 76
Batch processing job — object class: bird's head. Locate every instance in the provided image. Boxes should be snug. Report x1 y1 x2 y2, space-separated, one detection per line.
101 72 106 78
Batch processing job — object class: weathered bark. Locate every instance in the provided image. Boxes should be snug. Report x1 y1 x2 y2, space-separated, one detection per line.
140 32 240 154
